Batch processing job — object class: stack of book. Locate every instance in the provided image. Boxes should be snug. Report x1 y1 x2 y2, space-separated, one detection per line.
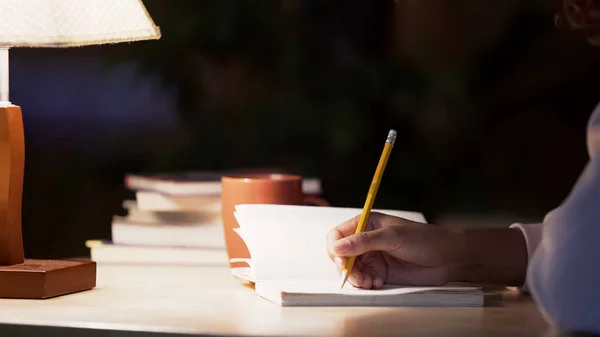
88 172 227 266
87 171 322 266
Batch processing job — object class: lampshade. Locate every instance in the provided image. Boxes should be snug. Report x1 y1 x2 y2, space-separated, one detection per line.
0 0 160 47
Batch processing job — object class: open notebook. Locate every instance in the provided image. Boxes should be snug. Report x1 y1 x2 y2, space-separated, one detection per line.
232 205 485 307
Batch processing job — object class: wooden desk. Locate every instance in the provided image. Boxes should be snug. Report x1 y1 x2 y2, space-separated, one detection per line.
0 262 551 337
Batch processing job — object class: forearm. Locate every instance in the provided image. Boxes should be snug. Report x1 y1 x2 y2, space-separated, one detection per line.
456 227 528 286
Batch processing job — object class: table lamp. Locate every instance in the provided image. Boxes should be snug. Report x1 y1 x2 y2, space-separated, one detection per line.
0 0 160 299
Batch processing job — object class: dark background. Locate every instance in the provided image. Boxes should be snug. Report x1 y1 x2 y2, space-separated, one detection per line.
12 0 600 259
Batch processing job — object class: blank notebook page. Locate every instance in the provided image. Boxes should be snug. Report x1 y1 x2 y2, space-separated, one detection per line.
234 204 427 282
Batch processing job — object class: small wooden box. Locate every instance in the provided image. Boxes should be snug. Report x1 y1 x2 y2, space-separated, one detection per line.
0 259 96 299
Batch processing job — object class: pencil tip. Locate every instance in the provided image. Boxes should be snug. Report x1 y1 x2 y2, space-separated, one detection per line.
340 271 349 289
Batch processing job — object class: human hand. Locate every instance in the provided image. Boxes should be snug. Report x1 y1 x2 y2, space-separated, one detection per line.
327 212 467 289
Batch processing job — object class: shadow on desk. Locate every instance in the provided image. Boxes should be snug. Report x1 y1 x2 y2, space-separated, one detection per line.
0 324 220 337
335 295 549 337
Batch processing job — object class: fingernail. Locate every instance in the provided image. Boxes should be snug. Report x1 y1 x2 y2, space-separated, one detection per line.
334 256 344 268
332 239 351 254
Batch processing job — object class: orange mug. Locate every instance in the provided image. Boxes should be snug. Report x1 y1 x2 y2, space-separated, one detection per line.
221 173 328 268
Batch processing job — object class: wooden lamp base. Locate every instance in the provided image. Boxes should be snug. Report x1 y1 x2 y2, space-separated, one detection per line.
0 259 96 299
0 105 96 299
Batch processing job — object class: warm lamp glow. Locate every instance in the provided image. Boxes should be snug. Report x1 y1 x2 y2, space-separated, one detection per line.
0 0 161 105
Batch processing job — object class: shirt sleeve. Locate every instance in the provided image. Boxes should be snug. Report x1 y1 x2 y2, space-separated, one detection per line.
524 155 600 334
519 103 600 333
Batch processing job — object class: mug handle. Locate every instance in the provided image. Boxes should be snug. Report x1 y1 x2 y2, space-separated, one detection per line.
304 195 330 206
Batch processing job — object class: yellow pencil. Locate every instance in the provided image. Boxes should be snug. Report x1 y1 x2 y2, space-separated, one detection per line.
340 129 397 288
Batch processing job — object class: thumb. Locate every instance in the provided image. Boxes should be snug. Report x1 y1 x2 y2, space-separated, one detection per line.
331 228 396 257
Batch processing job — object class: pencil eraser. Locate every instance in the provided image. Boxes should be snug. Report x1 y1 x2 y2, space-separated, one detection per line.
387 130 397 145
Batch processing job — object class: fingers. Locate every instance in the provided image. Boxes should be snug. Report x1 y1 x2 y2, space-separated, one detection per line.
327 212 397 277
337 212 387 234
327 215 363 261
345 253 386 290
350 263 450 289
332 215 364 238
360 252 385 289
331 228 398 257
327 212 388 248
347 258 368 288
327 224 346 261
328 212 399 258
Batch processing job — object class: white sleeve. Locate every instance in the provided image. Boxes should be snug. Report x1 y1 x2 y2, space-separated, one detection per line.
525 155 600 334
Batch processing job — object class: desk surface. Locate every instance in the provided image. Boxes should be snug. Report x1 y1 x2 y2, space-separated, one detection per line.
0 261 551 337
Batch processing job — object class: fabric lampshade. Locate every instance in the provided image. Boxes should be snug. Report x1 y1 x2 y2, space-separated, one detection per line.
0 0 160 47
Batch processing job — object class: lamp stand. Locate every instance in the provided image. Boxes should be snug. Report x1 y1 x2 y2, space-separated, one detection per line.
0 48 96 299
